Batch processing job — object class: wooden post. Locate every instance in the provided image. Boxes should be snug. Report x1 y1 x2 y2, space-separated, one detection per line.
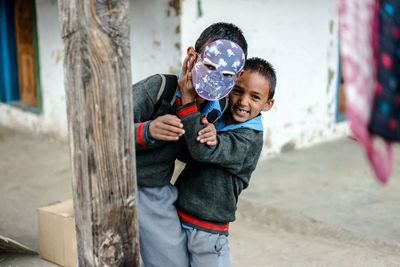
58 1 139 266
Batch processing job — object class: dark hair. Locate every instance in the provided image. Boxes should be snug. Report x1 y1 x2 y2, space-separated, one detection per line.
195 22 248 59
244 57 276 100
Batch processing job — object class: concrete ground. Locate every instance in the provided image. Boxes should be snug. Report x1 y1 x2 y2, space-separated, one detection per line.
1 124 400 266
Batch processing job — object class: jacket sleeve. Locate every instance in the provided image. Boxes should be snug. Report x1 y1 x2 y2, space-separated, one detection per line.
132 75 164 150
176 102 258 172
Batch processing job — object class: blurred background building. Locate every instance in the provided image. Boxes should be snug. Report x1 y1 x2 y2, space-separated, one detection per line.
0 0 348 157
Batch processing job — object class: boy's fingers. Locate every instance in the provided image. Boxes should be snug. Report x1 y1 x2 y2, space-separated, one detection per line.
154 134 180 141
200 136 217 145
200 117 209 126
198 124 212 133
206 139 217 146
198 125 215 136
162 114 182 122
182 56 189 75
203 131 216 138
188 57 195 74
159 125 185 135
198 128 206 136
164 119 183 129
148 115 185 140
154 128 182 138
160 115 183 128
199 129 214 137
159 130 182 137
182 55 194 75
198 132 215 141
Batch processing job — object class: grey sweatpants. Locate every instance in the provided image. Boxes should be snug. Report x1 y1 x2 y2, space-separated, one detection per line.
184 228 231 267
138 184 189 267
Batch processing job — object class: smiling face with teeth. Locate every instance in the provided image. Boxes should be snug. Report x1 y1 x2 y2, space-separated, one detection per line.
226 70 274 125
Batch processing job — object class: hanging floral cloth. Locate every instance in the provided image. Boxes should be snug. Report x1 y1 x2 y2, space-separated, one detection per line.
337 0 397 183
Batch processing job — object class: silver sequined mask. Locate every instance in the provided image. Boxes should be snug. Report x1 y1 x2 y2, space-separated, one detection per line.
192 39 245 101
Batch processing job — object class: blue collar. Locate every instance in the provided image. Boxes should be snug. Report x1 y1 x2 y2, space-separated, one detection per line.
217 114 263 132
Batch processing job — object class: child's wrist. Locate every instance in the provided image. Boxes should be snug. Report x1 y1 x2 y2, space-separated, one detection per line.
178 85 196 104
181 94 196 105
145 121 156 143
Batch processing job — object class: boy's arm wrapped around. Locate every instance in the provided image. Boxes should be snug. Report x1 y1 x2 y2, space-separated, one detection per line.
132 75 160 149
132 74 184 150
176 102 262 175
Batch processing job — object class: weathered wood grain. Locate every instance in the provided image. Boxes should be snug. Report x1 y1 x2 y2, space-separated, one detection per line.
57 1 139 266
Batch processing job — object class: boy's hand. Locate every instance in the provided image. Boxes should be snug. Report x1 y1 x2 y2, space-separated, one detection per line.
148 114 185 141
197 117 217 146
178 55 197 105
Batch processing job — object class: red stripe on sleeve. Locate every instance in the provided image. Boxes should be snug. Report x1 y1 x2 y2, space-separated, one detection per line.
137 122 147 147
177 105 198 117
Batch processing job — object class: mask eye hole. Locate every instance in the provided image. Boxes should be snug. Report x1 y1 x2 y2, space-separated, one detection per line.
204 63 217 71
222 71 235 78
203 58 218 71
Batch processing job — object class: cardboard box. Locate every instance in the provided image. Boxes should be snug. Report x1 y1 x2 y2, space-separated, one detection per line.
37 199 77 267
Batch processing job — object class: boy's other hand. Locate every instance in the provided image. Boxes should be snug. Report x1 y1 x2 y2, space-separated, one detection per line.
197 117 217 146
148 115 185 141
178 55 197 105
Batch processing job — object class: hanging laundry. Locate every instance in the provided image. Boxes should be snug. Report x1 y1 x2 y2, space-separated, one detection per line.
337 0 394 183
368 0 400 142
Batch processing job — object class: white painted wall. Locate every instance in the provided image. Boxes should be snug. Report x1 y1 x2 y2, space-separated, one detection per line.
181 0 348 156
0 0 181 138
130 0 181 82
0 0 348 156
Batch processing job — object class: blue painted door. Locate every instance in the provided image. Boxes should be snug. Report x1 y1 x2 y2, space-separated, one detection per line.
0 0 19 103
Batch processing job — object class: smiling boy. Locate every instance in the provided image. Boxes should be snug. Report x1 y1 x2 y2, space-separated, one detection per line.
133 23 248 267
175 57 276 266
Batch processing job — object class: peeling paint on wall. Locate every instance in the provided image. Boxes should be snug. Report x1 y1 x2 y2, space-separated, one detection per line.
51 50 62 65
197 0 203 18
130 0 181 82
327 68 334 93
168 0 181 16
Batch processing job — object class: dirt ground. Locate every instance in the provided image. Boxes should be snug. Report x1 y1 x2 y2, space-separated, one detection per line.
1 124 400 266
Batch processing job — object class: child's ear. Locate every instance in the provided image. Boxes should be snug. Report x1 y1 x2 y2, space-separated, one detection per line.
262 98 274 112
